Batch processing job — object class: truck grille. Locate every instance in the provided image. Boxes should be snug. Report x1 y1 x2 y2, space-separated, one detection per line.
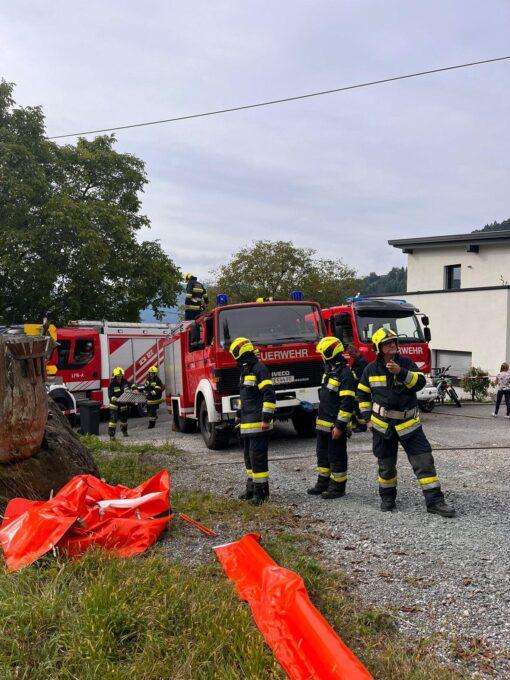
216 361 323 394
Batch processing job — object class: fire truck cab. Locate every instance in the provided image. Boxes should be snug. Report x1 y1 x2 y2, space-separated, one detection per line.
322 297 437 407
165 299 325 449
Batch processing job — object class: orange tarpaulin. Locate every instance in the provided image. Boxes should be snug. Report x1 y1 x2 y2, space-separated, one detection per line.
214 533 373 680
0 471 170 572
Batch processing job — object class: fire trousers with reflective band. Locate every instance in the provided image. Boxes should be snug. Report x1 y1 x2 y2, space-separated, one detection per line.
147 402 160 425
373 426 443 506
316 430 348 486
243 433 269 484
108 405 128 436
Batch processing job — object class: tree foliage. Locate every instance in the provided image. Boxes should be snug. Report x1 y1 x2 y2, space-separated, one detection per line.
0 81 180 324
360 267 407 296
472 217 510 233
211 240 359 307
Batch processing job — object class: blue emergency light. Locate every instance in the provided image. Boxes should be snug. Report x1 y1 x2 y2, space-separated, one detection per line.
290 289 303 301
216 293 228 306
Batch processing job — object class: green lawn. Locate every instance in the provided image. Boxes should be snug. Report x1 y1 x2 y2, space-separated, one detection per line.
0 443 463 679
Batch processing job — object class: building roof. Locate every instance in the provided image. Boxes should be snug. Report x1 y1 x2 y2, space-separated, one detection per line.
389 229 510 251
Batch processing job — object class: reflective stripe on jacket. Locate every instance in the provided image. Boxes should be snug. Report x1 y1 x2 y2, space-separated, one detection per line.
316 359 356 432
144 375 165 404
356 354 426 437
238 357 277 436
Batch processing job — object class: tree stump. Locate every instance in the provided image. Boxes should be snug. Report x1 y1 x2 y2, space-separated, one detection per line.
0 335 98 512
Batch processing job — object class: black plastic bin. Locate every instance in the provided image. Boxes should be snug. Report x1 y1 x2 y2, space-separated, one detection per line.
77 399 101 435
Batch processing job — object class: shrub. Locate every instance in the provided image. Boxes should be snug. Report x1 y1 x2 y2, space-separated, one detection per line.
460 367 491 401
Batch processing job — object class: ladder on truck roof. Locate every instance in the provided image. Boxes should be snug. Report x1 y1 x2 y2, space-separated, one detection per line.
68 320 178 334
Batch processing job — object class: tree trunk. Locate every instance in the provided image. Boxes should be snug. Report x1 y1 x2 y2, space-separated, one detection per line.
0 335 98 512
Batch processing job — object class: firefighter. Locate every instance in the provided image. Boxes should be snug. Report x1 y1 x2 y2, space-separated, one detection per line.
230 336 276 506
184 273 209 321
144 365 165 429
308 336 356 499
357 328 455 516
348 343 368 433
108 366 130 439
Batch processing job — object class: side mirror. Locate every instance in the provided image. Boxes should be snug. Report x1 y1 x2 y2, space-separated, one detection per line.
421 315 430 326
424 327 431 342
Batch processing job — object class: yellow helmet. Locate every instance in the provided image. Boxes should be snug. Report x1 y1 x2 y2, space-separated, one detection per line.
371 327 398 352
148 365 158 374
184 273 194 281
112 366 124 377
316 336 344 361
229 337 255 360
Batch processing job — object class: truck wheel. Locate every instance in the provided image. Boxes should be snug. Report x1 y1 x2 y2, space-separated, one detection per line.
291 409 317 438
178 416 197 433
199 401 229 450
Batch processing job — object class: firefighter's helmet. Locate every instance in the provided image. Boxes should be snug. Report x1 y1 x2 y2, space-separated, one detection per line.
316 336 344 361
229 337 255 360
148 365 158 374
184 273 194 281
112 366 124 377
371 327 398 352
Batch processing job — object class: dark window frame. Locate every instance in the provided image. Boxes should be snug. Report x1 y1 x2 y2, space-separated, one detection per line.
444 264 461 290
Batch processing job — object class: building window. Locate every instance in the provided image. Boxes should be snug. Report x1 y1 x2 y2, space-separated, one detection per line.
444 264 461 290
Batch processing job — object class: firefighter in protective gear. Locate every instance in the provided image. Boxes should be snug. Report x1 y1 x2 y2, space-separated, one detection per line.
230 337 276 506
184 273 209 321
108 367 131 439
308 336 356 499
357 327 455 517
144 365 165 429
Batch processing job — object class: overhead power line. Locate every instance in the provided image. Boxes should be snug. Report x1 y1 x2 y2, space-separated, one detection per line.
48 55 510 140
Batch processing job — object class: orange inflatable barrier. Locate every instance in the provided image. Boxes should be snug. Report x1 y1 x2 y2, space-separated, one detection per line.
214 533 373 680
0 470 171 571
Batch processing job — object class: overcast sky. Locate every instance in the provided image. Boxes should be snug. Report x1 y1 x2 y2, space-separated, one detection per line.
2 1 509 279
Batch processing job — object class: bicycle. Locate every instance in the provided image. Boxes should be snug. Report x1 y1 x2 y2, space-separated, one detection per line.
431 366 462 408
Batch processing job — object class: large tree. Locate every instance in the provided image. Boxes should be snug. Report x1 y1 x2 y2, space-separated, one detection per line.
360 266 407 295
0 81 180 324
212 240 359 307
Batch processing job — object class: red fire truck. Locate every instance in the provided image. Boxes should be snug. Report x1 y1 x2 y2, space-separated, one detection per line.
321 296 437 408
165 298 325 449
50 321 174 415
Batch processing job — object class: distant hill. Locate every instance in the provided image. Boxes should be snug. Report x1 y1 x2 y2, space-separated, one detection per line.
472 217 510 233
360 267 407 295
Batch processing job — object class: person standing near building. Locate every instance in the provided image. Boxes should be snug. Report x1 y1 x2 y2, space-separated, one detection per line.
144 365 165 429
357 327 455 517
184 273 209 321
230 337 276 506
493 362 510 417
308 336 356 499
108 367 131 439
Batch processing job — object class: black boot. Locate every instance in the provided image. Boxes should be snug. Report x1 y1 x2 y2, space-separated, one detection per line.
238 478 254 500
321 480 346 499
380 497 396 512
307 475 330 496
121 425 129 438
148 421 155 429
427 500 455 518
249 481 269 506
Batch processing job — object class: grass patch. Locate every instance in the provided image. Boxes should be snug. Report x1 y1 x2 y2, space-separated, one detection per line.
81 434 180 457
0 445 462 678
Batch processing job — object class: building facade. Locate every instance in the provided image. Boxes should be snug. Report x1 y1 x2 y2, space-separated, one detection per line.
388 230 510 377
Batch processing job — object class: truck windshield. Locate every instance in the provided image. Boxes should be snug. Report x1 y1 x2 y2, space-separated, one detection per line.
356 312 424 343
219 304 322 347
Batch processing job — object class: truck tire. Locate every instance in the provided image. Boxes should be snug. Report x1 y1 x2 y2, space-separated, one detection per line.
291 409 317 438
419 400 435 413
178 416 197 433
199 400 229 450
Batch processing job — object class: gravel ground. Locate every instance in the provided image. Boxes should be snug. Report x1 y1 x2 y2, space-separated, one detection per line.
101 403 510 677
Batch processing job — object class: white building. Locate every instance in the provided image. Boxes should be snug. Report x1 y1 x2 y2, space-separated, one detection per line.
388 229 510 377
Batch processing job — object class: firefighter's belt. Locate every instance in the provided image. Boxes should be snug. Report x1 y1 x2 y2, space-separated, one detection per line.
372 403 418 420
